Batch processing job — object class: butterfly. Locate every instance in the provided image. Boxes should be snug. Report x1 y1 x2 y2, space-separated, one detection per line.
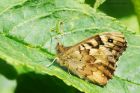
56 32 127 85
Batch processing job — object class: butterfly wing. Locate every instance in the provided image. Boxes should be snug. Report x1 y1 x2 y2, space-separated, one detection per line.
56 32 127 85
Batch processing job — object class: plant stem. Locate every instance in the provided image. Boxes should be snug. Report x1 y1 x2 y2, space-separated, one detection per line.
131 0 140 32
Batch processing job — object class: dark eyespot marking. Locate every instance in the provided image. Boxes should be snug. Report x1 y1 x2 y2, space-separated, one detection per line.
108 39 113 43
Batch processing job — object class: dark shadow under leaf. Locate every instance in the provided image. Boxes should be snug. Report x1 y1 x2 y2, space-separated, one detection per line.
15 72 82 93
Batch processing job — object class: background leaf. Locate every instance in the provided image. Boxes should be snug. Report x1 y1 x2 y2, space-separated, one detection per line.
0 0 140 93
0 74 16 93
131 0 140 29
85 0 139 33
94 0 106 9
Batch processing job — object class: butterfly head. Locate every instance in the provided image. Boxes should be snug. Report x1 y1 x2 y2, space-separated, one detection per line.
56 42 72 56
56 43 65 54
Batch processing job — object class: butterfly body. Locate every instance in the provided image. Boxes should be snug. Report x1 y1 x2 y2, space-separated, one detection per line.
56 32 127 85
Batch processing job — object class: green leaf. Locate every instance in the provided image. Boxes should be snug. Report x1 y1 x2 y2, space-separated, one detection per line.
131 0 140 30
0 0 140 93
119 15 139 33
0 74 16 93
84 0 106 9
94 0 106 9
0 0 27 15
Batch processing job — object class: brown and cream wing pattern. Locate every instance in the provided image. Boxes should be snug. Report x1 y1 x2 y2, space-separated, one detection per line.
56 32 127 85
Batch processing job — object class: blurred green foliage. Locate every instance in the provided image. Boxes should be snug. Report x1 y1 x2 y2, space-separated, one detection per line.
85 0 139 33
131 0 140 29
85 0 134 18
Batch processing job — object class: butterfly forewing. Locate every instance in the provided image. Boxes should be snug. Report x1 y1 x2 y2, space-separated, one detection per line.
56 32 127 85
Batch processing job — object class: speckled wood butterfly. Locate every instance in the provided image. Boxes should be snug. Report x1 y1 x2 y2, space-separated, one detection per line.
56 32 127 85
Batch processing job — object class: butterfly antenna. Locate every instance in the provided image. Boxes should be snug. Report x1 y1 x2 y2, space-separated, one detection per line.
50 33 53 53
46 57 57 67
